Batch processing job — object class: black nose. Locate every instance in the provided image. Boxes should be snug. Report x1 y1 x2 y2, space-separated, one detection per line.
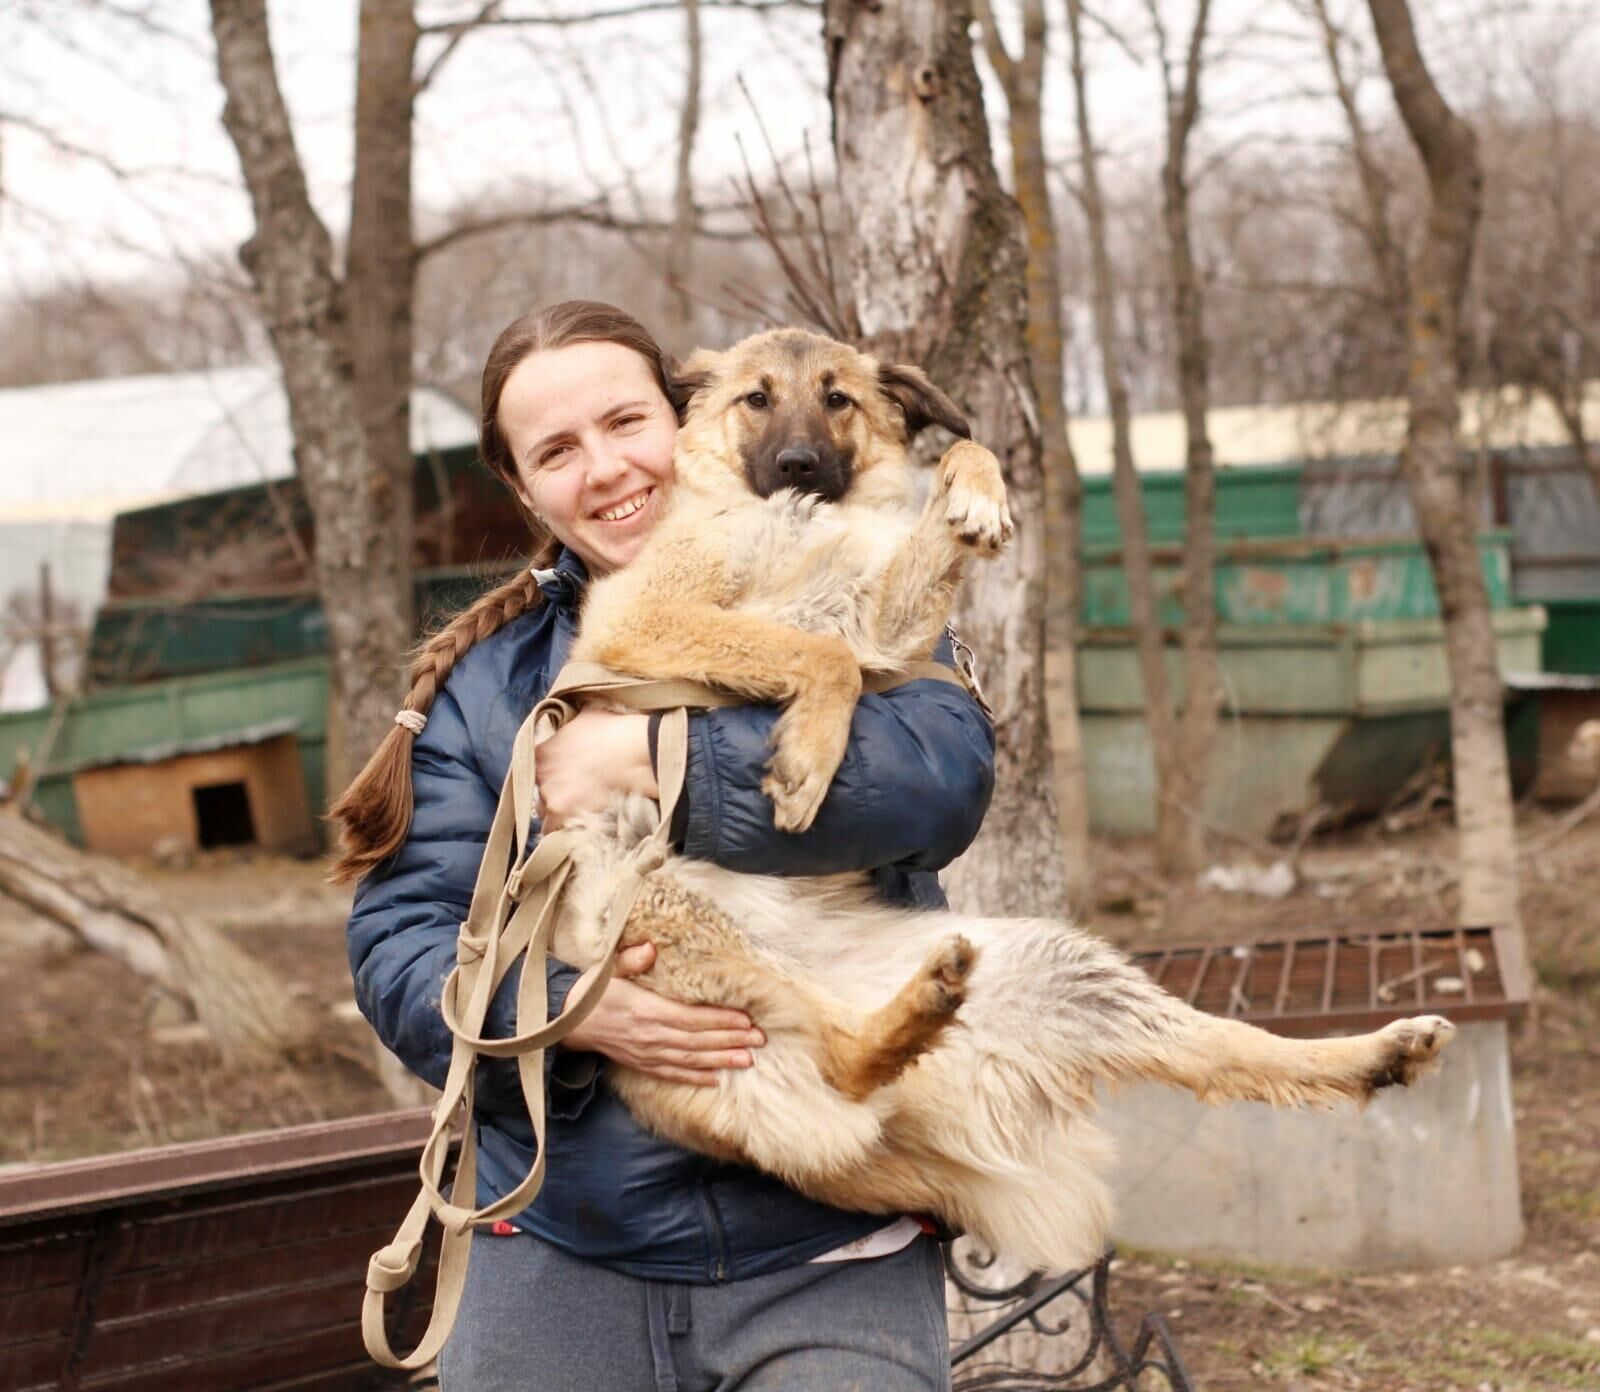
775 447 820 487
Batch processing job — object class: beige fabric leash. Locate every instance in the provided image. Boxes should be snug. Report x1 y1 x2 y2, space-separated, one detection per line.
360 658 970 1369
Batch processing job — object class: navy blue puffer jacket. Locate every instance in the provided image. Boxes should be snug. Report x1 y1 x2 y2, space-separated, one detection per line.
346 549 996 1283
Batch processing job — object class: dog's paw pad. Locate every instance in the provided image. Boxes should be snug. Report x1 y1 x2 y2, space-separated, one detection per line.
1367 1015 1456 1091
1386 1015 1456 1059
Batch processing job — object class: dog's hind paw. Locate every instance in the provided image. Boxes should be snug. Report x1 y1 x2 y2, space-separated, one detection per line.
917 935 978 1015
1367 1015 1456 1092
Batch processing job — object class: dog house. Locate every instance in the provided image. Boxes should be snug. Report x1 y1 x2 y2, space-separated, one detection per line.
70 721 315 858
1100 925 1528 1270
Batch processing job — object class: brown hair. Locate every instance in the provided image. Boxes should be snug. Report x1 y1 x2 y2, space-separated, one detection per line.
328 300 676 881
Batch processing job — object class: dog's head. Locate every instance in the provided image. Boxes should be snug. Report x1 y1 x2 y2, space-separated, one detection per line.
669 328 970 507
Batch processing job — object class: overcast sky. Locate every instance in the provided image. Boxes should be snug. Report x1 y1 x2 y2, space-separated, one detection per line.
1 0 1592 301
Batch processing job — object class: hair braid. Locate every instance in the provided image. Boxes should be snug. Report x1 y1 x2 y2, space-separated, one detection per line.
327 559 551 882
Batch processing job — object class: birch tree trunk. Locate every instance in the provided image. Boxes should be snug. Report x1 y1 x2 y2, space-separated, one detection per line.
973 0 1093 910
1156 0 1219 877
210 0 412 791
1065 0 1182 869
1365 0 1524 952
824 0 1066 919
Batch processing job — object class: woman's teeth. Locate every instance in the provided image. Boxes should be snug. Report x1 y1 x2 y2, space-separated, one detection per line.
597 490 650 522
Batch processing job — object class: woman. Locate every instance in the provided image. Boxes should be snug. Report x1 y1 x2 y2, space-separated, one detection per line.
338 301 996 1391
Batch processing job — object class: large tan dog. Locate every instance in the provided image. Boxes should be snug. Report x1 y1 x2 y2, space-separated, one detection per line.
551 327 1455 1274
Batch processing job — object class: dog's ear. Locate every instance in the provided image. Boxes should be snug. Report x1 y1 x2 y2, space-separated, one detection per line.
669 348 721 421
877 363 972 441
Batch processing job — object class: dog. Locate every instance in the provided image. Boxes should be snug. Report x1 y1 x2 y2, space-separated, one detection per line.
546 326 1455 1274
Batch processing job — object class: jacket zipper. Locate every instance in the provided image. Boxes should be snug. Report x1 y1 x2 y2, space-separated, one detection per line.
697 1171 731 1282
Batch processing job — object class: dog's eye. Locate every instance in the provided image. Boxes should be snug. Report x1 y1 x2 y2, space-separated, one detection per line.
745 391 769 410
825 391 851 411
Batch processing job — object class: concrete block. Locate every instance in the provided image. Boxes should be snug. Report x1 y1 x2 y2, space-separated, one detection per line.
1096 1020 1523 1269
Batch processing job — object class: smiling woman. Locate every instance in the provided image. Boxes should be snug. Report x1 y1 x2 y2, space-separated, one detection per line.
498 339 678 576
336 299 997 1391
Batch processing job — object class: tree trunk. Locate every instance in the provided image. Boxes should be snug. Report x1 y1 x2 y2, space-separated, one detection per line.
663 0 702 346
1065 0 1181 867
1365 0 1523 953
210 0 412 792
974 0 1093 910
0 813 317 1063
1159 0 1219 878
349 0 419 647
824 0 1065 919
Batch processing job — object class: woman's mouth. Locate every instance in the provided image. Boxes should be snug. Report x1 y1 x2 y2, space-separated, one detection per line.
594 488 653 523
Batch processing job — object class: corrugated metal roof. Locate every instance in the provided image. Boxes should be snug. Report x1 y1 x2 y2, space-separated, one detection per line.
1067 382 1600 476
0 365 478 523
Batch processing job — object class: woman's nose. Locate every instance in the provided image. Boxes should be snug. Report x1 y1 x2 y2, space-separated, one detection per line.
584 435 630 485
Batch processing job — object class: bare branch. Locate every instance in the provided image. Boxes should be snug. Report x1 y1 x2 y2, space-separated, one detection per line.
418 0 815 34
413 0 503 95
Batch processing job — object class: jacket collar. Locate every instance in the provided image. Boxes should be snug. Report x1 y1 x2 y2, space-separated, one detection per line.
531 548 589 610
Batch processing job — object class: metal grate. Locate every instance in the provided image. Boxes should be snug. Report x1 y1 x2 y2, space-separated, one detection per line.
1129 925 1527 1036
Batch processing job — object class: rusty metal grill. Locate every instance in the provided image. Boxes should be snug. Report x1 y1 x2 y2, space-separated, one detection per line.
1130 925 1526 1036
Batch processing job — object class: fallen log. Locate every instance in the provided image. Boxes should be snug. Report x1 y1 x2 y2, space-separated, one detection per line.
0 811 319 1063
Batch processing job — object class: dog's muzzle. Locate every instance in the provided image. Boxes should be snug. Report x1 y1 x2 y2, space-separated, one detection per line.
748 444 851 502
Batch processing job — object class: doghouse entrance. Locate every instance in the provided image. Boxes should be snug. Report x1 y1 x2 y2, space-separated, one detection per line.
192 781 256 848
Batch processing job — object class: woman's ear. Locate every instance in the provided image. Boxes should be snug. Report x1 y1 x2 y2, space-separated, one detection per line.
877 363 972 441
670 348 722 420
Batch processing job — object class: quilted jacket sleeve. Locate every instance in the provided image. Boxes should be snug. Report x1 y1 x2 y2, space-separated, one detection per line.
345 685 594 1118
678 638 996 876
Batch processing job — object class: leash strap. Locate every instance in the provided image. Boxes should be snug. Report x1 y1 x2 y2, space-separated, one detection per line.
360 657 968 1368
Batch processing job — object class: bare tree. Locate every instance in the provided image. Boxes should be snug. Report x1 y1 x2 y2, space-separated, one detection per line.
973 0 1093 908
823 0 1066 918
1065 0 1184 873
208 0 414 790
664 0 703 345
1364 0 1524 950
1149 0 1221 877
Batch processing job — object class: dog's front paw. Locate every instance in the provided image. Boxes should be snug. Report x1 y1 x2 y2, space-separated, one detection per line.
762 763 832 834
1367 1015 1456 1091
939 441 1013 555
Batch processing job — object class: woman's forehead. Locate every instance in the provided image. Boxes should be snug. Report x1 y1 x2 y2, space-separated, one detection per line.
501 341 661 437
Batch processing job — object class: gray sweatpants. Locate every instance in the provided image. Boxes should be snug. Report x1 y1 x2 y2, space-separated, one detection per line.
438 1231 952 1392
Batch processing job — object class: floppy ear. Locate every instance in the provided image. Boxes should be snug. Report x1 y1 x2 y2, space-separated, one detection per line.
669 348 721 421
877 363 972 441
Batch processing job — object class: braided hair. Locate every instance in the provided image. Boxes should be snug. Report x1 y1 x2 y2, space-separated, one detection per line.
328 300 679 881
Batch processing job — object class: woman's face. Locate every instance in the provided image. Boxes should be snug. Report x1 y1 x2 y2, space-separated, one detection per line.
499 340 678 575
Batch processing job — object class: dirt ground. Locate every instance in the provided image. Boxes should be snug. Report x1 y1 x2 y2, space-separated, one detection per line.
2 806 1597 1391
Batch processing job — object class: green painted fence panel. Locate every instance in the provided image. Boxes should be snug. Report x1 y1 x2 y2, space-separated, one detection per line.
1081 533 1515 628
1542 599 1600 674
1080 465 1303 551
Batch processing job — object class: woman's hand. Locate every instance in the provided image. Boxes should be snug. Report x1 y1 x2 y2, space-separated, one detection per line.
560 943 766 1086
535 709 657 828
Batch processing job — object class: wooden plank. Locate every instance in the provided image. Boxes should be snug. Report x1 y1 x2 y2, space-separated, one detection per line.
1320 937 1337 1015
80 1272 355 1377
0 1331 68 1392
1273 940 1296 1017
0 1280 78 1343
95 1223 401 1323
80 1320 363 1392
1185 947 1215 1007
114 1170 419 1273
0 1225 93 1295
0 1111 431 1223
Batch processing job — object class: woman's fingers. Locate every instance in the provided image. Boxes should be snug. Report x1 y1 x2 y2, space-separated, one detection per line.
614 942 656 978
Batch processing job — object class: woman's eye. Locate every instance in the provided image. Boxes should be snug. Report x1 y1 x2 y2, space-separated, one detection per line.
613 414 643 429
825 391 851 410
540 445 572 467
745 391 769 410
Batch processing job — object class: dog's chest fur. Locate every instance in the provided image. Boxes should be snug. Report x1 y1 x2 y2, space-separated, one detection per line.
703 489 920 672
